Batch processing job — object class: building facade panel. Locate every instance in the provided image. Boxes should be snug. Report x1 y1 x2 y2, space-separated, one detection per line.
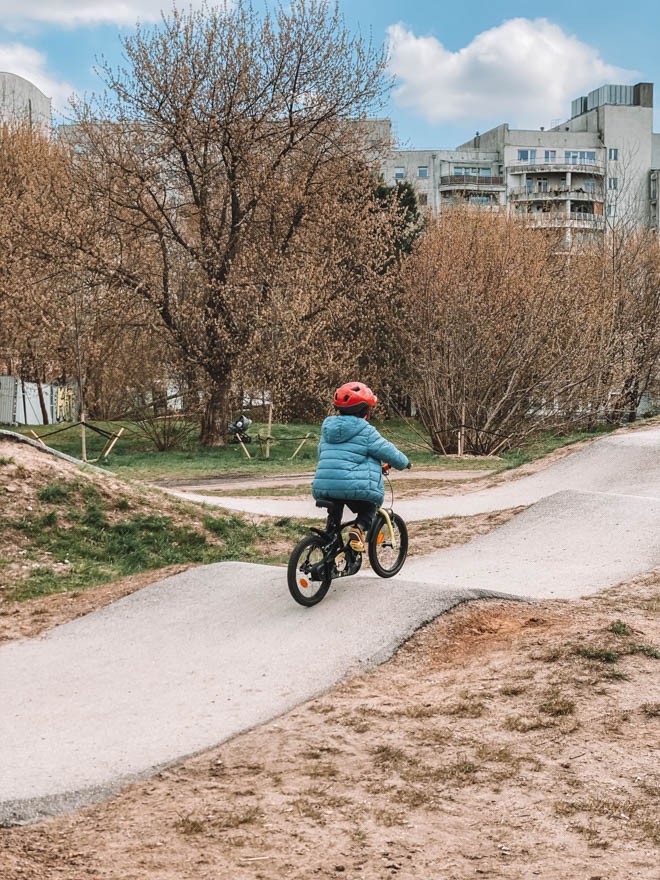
381 81 658 241
0 72 51 128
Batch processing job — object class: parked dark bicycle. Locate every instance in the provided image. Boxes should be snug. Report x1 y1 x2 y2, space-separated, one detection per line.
287 464 408 606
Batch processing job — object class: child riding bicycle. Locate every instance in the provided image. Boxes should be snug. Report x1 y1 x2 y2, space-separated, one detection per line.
312 382 411 551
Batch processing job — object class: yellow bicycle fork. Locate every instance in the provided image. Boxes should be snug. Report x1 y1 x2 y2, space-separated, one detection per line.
376 507 397 548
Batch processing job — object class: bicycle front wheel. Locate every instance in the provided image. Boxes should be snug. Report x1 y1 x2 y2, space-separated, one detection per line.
368 513 408 578
287 535 331 606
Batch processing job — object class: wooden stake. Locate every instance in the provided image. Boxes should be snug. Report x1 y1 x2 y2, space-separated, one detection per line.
237 437 252 459
29 430 47 447
290 432 310 460
458 402 466 457
102 426 124 458
81 416 87 462
265 401 273 459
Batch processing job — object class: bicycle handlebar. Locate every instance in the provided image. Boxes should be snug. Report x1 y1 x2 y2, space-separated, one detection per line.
382 462 412 474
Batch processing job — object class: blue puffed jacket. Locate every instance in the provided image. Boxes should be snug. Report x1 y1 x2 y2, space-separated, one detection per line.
312 415 410 506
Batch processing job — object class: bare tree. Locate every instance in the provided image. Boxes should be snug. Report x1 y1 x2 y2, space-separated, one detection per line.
239 163 411 420
399 207 614 455
602 228 660 423
64 0 389 444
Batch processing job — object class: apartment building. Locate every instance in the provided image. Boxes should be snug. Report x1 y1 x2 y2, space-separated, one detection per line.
382 82 660 241
0 71 51 129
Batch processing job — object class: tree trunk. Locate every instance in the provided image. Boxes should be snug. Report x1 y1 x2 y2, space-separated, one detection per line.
200 376 233 447
36 379 49 425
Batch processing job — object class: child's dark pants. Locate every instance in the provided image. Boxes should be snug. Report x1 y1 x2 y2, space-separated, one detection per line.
323 499 378 535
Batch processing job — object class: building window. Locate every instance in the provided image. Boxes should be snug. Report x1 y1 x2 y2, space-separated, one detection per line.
608 177 618 190
584 179 596 193
607 204 616 216
544 150 556 162
417 166 428 178
651 175 658 200
417 192 428 206
608 147 619 161
394 167 405 180
537 178 548 192
565 150 597 165
518 149 536 162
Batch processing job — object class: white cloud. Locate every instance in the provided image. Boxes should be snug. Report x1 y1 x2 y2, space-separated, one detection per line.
0 43 75 112
388 18 638 129
0 1 206 28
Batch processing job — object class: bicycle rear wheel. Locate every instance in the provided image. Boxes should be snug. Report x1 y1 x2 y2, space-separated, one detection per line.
368 512 408 577
287 535 331 606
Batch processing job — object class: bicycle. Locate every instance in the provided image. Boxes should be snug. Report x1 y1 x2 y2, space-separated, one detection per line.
287 465 409 606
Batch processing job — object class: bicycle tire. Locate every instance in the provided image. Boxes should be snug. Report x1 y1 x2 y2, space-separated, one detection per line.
287 534 332 606
368 512 408 578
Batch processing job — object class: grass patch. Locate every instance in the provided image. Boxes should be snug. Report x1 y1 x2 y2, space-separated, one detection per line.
575 641 660 664
554 797 659 845
5 482 306 601
627 642 660 660
539 690 575 717
441 695 486 718
574 646 620 663
37 481 76 503
609 619 632 636
0 456 14 466
499 425 615 470
641 703 660 717
10 417 611 482
370 745 416 770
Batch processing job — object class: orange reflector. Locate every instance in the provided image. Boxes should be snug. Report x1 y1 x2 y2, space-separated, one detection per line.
300 578 309 589
377 532 385 545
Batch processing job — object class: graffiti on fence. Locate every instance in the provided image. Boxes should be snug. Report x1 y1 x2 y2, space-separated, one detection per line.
55 386 77 422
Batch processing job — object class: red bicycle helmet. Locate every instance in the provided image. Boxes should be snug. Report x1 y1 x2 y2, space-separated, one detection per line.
333 381 378 416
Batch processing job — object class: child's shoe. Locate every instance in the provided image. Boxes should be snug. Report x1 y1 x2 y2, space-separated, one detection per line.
348 526 366 552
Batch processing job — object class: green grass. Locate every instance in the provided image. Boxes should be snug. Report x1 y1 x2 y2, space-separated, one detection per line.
5 479 306 601
6 418 617 482
0 416 631 600
498 424 616 470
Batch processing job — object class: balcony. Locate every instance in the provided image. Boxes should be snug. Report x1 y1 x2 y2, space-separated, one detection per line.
439 175 504 189
509 186 604 202
509 159 605 175
522 211 605 231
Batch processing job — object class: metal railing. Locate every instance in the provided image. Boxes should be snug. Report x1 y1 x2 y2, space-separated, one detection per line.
509 159 605 175
438 175 504 187
509 186 604 201
523 211 605 229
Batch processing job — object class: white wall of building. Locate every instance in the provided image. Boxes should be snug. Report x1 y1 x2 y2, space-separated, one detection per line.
0 72 51 128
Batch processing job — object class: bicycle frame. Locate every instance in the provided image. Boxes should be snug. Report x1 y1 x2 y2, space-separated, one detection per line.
313 506 396 549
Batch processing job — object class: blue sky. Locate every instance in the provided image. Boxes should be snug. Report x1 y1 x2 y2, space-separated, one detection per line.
0 1 658 149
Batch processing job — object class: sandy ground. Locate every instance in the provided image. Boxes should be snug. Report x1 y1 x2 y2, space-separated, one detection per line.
0 433 658 877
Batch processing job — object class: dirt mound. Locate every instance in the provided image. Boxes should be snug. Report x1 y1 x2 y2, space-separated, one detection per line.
0 436 205 639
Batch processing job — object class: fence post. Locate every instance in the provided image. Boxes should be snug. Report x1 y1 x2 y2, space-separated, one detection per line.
265 402 273 459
